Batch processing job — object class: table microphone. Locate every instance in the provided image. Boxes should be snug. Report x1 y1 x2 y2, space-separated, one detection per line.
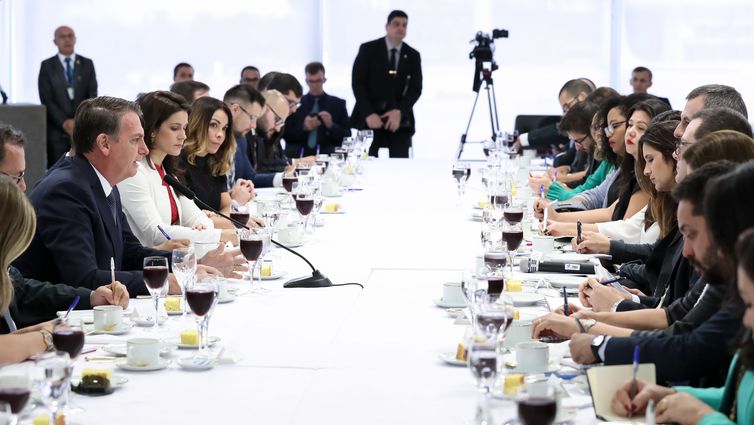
518 256 596 275
163 174 332 288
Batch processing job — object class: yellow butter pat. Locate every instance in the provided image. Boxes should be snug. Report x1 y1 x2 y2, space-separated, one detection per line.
477 200 489 208
506 279 522 292
181 329 199 345
455 342 467 361
512 187 519 196
261 263 272 277
164 297 181 312
513 309 520 320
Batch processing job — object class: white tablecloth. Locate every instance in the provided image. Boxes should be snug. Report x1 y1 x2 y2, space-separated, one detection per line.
21 159 607 424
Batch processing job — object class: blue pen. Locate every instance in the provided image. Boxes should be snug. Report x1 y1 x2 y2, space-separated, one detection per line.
156 225 172 241
55 295 80 325
539 184 545 199
316 144 320 155
553 171 558 181
300 147 305 158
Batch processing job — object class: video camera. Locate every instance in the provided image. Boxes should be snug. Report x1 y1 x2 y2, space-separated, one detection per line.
469 29 508 92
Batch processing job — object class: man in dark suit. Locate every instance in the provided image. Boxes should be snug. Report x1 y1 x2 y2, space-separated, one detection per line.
37 26 97 167
351 10 422 158
284 62 350 157
14 96 175 296
630 66 671 107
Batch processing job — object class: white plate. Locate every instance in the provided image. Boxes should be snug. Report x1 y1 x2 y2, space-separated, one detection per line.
470 210 483 221
177 356 214 371
217 294 235 304
508 292 545 306
71 374 128 388
166 335 221 349
279 241 304 248
433 298 466 309
438 352 466 367
445 308 466 318
115 358 170 372
545 252 593 262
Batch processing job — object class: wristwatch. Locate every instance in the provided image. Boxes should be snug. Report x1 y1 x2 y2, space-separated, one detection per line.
590 334 606 361
39 329 55 352
581 318 597 332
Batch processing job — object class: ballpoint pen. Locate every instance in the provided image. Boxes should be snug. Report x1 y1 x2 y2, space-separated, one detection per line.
157 224 172 241
562 287 570 316
110 257 116 286
577 220 583 245
539 183 545 199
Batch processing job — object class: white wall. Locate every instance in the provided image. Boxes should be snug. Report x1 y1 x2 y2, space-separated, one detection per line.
2 0 754 160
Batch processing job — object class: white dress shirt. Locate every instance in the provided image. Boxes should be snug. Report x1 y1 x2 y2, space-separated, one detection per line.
118 158 220 247
596 205 660 245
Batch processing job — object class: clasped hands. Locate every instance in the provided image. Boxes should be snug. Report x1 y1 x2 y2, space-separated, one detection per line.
366 110 401 132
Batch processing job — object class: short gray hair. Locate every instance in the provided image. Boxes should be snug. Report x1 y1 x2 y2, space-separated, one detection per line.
686 84 748 118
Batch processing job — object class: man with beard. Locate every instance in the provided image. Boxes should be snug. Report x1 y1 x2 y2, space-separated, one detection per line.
532 162 743 386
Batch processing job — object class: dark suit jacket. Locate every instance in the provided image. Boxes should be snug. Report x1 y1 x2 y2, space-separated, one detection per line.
351 37 422 134
1 266 93 333
233 135 275 188
283 92 350 157
14 154 167 296
37 54 97 143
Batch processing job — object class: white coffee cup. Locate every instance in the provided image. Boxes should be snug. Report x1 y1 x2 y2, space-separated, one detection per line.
515 341 549 373
127 338 161 368
278 226 303 245
531 235 555 255
442 282 464 306
322 180 340 197
93 305 123 332
504 320 534 349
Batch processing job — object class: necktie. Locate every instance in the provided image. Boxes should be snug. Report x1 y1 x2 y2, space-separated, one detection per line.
389 48 397 73
307 97 320 150
106 192 118 225
64 57 74 86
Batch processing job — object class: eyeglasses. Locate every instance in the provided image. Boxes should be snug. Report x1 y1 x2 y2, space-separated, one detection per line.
674 139 693 156
0 170 24 184
267 106 286 127
572 134 590 145
604 121 626 137
287 100 301 110
235 103 258 122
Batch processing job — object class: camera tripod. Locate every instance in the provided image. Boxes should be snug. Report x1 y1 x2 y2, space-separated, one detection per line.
456 67 501 160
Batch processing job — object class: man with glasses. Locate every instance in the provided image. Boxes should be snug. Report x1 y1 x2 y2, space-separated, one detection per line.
253 90 312 173
223 85 283 189
0 123 26 191
240 66 261 89
283 62 350 157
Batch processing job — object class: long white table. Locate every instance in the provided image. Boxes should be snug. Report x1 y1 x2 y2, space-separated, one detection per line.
27 160 605 424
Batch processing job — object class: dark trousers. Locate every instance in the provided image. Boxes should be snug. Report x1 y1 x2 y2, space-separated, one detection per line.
368 128 412 158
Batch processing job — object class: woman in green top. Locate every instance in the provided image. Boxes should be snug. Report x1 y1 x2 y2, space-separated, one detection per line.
529 101 609 201
611 228 754 424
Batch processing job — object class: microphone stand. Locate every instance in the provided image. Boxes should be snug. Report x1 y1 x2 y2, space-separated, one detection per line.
187 188 332 288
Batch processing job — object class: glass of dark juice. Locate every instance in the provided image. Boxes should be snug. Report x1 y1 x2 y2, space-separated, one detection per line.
187 277 219 358
143 256 169 330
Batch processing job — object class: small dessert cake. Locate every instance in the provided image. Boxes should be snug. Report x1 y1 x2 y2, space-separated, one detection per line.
324 203 341 212
504 374 524 396
164 297 181 312
455 342 467 361
506 279 522 292
260 262 272 277
181 329 199 345
34 413 66 425
513 309 520 320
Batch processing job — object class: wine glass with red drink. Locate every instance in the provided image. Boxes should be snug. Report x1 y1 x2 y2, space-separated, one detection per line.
143 256 169 329
239 228 265 288
186 277 219 359
502 222 524 274
52 318 85 414
294 186 315 233
0 365 32 424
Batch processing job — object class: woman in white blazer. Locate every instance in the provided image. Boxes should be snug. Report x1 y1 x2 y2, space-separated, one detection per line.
120 91 236 247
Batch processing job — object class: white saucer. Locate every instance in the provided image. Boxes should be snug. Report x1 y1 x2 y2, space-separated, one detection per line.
470 210 483 221
255 270 288 280
72 374 128 388
167 335 221 349
508 292 545 306
90 323 132 335
177 356 214 371
545 252 593 262
547 275 586 289
433 298 466 309
165 309 183 316
438 352 466 367
445 308 466 318
132 313 168 327
217 294 235 304
278 241 304 248
102 343 176 357
115 358 170 372
320 208 345 214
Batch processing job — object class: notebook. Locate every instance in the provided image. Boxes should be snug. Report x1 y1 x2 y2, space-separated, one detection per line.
586 363 656 422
